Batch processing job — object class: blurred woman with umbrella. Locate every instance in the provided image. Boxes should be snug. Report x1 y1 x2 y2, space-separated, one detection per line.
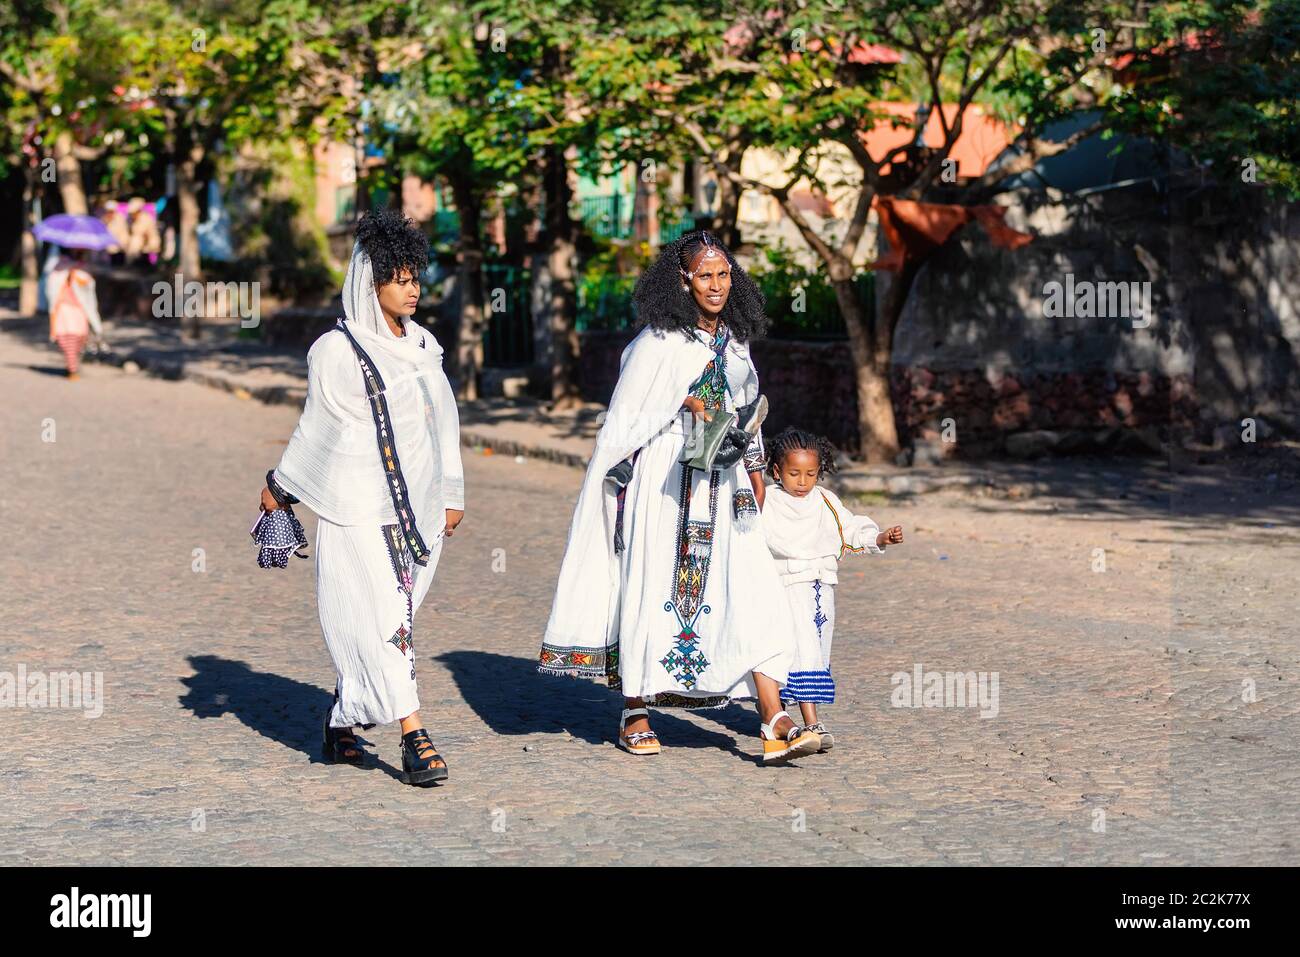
35 214 114 380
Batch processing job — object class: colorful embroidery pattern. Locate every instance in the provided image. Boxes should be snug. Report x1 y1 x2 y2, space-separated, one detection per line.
686 323 730 411
538 642 619 681
648 691 729 710
813 579 830 639
783 580 835 704
820 491 867 558
661 464 721 690
389 624 413 656
383 524 415 597
382 524 416 681
732 488 758 526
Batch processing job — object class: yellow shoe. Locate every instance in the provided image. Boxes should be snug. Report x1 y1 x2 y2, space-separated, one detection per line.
760 710 820 765
617 707 661 755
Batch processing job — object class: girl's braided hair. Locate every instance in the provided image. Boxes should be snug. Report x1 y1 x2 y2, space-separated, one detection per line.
767 426 839 480
632 228 769 342
355 207 429 286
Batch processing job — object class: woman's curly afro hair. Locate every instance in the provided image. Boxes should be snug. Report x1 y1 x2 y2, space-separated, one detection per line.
767 426 839 480
355 207 429 287
632 229 769 342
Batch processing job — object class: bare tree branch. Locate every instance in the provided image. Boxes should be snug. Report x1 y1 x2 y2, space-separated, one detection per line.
666 110 839 264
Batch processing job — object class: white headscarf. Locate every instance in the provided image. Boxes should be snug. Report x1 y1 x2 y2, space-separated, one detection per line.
340 241 444 360
341 241 394 337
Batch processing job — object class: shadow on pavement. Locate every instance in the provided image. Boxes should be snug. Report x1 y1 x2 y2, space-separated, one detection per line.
178 654 406 781
3 362 71 377
435 649 758 761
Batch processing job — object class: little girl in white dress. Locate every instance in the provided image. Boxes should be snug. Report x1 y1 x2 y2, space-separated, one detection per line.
761 428 905 750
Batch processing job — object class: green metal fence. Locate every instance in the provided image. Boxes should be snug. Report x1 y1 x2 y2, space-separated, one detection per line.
659 212 698 244
431 210 460 247
578 194 633 239
482 262 534 366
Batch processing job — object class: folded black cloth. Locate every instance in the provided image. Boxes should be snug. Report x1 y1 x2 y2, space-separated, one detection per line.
250 505 309 569
712 427 754 469
265 469 300 506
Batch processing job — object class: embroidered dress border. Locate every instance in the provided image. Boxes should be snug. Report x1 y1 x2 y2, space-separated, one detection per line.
661 465 721 690
648 691 731 710
382 523 416 680
336 320 433 566
539 641 619 680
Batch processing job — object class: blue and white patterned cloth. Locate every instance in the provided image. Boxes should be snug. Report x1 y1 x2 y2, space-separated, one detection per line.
250 506 309 569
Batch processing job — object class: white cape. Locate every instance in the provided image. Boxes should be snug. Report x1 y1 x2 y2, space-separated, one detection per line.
273 243 464 539
764 485 881 586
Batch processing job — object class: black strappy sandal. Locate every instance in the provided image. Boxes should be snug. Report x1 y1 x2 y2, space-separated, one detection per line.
400 728 449 786
322 709 366 764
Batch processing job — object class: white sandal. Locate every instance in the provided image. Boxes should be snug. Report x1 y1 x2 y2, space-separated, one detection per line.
760 710 821 765
617 707 661 755
804 721 834 752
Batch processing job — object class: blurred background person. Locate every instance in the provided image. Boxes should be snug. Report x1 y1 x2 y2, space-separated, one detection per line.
45 247 103 380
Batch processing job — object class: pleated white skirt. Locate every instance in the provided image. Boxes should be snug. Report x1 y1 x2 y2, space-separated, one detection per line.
315 518 443 728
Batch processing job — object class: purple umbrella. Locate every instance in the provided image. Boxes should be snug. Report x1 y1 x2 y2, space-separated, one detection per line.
33 213 118 251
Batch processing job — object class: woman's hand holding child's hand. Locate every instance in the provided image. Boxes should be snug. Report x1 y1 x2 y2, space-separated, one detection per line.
876 525 904 548
683 396 712 424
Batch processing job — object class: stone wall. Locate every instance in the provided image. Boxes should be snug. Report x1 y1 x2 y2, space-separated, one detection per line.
577 330 864 452
577 181 1294 459
895 178 1299 453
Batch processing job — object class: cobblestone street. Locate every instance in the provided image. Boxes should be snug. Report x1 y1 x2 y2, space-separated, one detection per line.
2 330 1298 866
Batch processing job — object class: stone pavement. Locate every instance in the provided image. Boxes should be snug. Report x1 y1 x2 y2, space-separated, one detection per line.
2 327 1298 866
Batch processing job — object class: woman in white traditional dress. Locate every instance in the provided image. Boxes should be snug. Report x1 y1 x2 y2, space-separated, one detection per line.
540 230 821 765
256 210 465 787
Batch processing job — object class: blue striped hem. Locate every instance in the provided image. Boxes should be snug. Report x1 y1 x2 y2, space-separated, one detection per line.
782 671 835 704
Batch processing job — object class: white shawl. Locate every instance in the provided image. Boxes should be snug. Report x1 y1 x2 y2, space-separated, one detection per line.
273 243 464 535
763 485 881 586
543 324 760 655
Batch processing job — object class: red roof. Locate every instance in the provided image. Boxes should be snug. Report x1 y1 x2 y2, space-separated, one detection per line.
859 103 1017 177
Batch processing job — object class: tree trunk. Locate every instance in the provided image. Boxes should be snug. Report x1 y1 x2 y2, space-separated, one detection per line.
52 132 88 216
450 173 485 399
175 137 205 338
19 163 40 316
530 143 580 407
710 142 746 249
833 271 899 463
870 262 921 462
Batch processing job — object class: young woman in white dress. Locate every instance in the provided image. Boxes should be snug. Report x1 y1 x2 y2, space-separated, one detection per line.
257 210 465 787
